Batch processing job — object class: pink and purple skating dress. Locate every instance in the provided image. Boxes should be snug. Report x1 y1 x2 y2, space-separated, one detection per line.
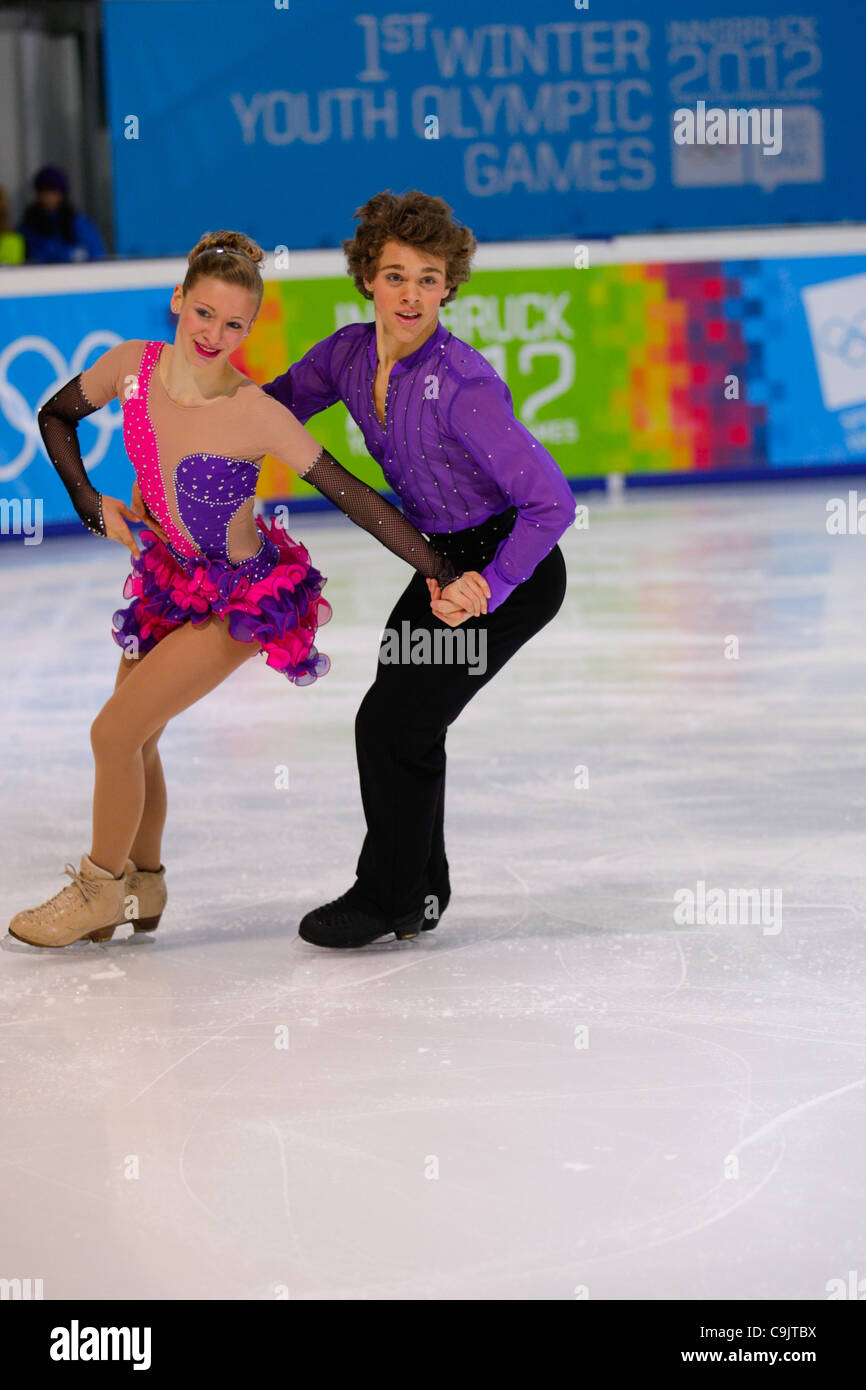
39 338 461 685
103 341 331 684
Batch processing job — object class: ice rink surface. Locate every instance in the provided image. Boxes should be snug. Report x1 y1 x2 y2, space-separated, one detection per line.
1 484 864 1301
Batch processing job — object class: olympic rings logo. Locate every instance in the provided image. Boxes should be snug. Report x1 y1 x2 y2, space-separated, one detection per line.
817 314 866 367
0 332 124 482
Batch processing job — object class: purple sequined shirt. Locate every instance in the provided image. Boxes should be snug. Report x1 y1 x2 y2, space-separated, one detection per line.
263 319 576 612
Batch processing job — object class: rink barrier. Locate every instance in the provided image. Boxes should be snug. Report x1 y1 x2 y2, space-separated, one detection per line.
623 461 866 489
3 224 866 538
15 463 866 546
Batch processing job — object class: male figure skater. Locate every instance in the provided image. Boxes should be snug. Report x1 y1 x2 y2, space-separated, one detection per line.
263 190 576 948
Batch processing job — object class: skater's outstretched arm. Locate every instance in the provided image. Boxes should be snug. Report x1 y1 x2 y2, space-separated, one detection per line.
300 446 467 589
256 391 491 613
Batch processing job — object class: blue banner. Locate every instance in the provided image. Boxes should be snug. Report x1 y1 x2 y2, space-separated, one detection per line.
0 289 174 532
101 0 866 257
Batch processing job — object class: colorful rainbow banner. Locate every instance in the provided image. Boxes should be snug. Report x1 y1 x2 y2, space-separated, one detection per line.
233 255 866 505
2 252 866 532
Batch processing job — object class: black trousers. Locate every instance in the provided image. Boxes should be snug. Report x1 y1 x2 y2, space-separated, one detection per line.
353 506 568 917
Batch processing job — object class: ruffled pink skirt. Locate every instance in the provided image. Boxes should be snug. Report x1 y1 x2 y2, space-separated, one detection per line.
111 517 332 686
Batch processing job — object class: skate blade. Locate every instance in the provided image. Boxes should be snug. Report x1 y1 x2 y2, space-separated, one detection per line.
7 924 116 948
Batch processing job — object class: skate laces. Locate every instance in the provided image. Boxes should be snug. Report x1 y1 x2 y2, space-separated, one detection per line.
38 863 103 920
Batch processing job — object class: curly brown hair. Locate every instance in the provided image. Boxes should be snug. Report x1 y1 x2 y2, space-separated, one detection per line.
342 190 476 305
182 229 265 311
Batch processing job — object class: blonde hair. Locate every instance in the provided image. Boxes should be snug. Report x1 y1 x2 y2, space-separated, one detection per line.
183 230 265 311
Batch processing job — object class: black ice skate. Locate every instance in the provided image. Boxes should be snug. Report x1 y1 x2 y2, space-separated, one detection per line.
298 885 442 949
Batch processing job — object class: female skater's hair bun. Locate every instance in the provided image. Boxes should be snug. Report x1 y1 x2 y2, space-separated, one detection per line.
183 230 266 309
188 230 265 267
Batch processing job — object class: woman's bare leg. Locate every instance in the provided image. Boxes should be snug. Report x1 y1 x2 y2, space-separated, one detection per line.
89 617 259 876
130 732 168 872
109 650 168 872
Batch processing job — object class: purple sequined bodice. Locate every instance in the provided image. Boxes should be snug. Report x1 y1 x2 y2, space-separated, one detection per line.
122 340 280 583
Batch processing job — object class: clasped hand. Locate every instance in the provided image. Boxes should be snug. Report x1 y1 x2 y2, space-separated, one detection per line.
426 572 490 626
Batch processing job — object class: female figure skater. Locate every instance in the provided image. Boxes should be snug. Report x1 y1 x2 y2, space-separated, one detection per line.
263 190 577 949
7 230 486 949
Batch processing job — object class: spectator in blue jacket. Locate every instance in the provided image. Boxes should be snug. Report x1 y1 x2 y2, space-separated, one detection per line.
18 165 105 264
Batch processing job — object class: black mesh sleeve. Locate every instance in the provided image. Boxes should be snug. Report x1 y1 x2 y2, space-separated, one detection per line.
37 375 106 537
301 446 461 588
